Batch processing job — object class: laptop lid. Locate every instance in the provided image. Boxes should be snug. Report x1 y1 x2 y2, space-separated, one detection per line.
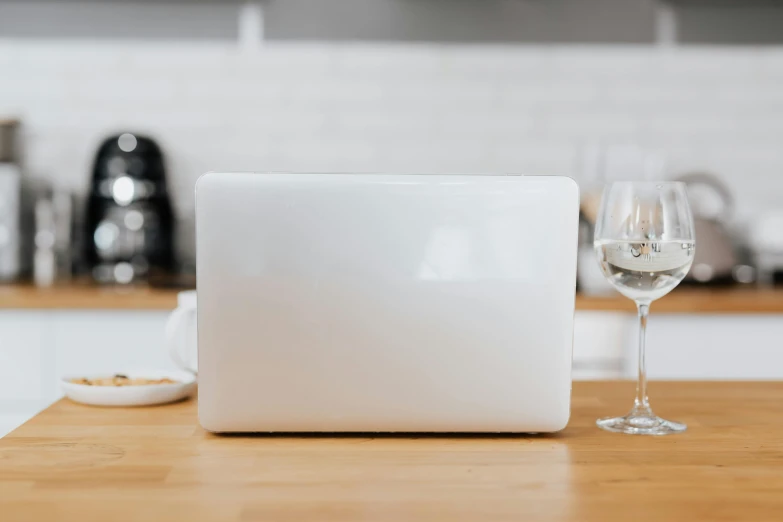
196 173 578 432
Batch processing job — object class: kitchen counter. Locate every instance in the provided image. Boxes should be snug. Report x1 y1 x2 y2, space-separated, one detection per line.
1 282 782 313
1 381 781 521
576 286 783 314
0 282 182 310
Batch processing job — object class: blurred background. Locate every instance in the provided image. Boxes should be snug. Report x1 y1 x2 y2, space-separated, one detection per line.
1 0 783 434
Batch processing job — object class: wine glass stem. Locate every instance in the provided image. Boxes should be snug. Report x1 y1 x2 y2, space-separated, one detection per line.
634 301 652 416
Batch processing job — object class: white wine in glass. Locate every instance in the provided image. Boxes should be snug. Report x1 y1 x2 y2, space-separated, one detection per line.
594 182 695 435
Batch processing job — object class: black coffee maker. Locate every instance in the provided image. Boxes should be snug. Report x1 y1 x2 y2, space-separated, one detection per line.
85 133 174 284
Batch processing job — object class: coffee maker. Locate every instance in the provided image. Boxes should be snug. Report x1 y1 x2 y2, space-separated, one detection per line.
85 133 174 284
0 119 22 280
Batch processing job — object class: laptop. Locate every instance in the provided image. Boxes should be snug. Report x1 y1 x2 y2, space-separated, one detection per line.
196 173 579 433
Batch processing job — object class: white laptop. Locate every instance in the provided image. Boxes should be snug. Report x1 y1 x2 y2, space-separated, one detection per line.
196 173 579 433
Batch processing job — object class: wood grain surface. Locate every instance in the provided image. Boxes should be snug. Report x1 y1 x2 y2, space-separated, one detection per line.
1 283 782 313
0 283 180 310
576 287 783 314
1 381 782 521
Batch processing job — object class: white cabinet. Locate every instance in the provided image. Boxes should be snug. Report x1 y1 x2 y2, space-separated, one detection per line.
0 311 50 401
52 311 173 382
572 311 634 380
574 312 783 381
0 310 171 437
642 315 783 380
0 310 53 436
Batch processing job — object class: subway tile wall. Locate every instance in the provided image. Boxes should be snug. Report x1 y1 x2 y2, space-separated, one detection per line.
1 41 782 227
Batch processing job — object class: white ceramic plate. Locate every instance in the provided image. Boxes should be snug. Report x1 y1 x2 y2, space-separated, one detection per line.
61 369 196 407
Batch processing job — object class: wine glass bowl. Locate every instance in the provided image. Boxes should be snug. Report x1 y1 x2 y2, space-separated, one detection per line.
594 182 695 435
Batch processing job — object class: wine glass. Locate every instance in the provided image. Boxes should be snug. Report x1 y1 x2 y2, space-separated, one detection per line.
594 182 695 435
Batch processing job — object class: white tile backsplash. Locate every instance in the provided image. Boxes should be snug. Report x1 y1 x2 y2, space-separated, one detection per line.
1 41 782 227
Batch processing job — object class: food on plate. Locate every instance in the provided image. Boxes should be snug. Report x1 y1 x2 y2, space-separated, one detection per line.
69 374 179 386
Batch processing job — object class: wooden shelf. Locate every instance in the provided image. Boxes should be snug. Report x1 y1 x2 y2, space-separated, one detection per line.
1 283 782 313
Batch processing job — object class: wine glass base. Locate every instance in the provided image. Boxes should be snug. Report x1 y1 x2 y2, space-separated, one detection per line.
596 414 686 435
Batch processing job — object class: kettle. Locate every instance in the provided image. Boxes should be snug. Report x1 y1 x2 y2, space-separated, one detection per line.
677 172 740 284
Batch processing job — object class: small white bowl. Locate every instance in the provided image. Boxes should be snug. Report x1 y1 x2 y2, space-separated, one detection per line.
61 369 196 407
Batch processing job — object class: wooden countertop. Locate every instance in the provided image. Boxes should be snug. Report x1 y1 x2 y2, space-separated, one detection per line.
576 287 783 314
2 381 781 521
0 283 182 310
1 282 782 313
